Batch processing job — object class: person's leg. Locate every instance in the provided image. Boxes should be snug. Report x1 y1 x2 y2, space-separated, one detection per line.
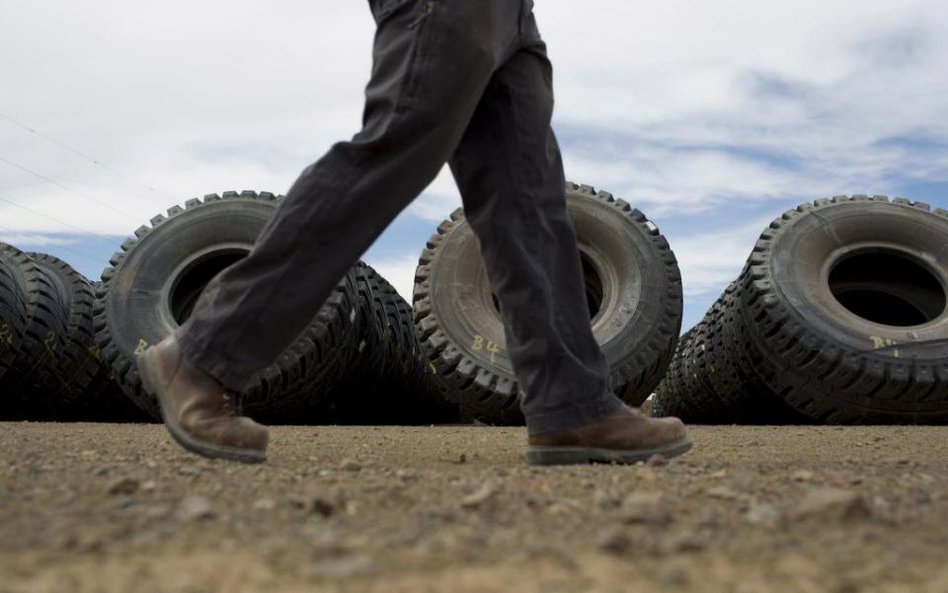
449 10 691 463
449 50 622 434
139 0 524 461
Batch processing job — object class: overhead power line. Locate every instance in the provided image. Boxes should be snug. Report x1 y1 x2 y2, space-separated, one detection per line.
0 111 175 200
0 195 100 237
0 154 142 222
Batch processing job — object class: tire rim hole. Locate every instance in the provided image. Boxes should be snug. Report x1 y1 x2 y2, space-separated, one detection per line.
170 250 248 324
828 249 946 327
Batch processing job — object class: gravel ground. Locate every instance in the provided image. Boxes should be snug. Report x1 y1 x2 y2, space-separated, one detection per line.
2 422 948 593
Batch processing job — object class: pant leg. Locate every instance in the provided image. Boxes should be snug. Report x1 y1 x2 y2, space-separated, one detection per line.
179 0 521 390
449 17 624 434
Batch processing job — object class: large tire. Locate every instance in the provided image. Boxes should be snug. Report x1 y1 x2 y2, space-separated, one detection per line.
0 244 69 418
323 262 459 424
736 196 948 423
94 191 360 423
414 182 683 425
26 253 102 414
0 254 26 387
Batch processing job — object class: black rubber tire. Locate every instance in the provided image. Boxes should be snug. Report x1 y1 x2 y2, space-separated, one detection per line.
94 191 360 422
26 253 103 414
0 244 69 418
653 282 806 424
324 262 459 424
414 182 684 425
735 196 948 424
0 254 26 387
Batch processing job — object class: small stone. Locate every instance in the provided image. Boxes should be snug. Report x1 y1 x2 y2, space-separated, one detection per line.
620 491 670 525
646 454 669 467
596 527 632 554
456 453 467 464
792 488 870 522
461 483 497 509
177 465 201 477
141 480 156 492
746 503 781 526
177 494 216 521
707 486 739 500
912 489 932 505
254 498 276 511
710 469 727 479
792 470 815 482
339 459 362 472
106 477 140 496
395 469 417 481
297 486 343 517
669 531 706 553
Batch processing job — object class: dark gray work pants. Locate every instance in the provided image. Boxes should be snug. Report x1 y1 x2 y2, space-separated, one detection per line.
178 0 624 434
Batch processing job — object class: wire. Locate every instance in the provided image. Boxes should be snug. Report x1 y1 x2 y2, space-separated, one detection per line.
0 111 175 200
0 195 100 237
0 154 142 222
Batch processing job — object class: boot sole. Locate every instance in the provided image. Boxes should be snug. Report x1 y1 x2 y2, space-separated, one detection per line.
526 437 693 466
138 349 266 464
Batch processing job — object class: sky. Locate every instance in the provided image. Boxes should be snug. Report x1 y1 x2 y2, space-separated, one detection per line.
2 0 947 331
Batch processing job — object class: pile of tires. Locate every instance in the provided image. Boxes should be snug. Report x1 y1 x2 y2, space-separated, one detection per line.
653 196 948 424
321 261 459 424
414 182 684 425
94 190 455 424
0 243 146 421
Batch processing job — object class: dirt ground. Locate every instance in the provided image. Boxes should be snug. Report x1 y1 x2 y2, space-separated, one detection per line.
1 422 947 593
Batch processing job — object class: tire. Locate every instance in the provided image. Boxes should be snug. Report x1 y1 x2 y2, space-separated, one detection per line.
94 191 360 422
0 244 69 418
26 253 103 416
653 282 805 424
736 196 948 424
324 262 459 424
414 182 684 425
0 254 26 387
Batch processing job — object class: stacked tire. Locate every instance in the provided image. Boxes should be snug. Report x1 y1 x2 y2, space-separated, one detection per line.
414 182 684 425
94 190 453 424
0 244 145 420
654 196 948 424
321 261 459 424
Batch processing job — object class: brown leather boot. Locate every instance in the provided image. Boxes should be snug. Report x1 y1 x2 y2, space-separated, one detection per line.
526 405 692 465
137 334 268 463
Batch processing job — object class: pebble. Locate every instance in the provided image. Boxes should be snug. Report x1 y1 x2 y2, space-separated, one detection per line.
707 486 739 500
646 454 669 467
177 494 216 522
596 527 632 554
177 465 201 477
620 491 670 525
106 477 140 496
461 483 496 509
339 459 362 472
254 498 276 511
297 486 343 517
792 470 815 482
792 488 870 522
745 503 781 526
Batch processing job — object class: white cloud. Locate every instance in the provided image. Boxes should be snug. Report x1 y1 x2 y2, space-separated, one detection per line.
368 253 420 304
2 0 947 314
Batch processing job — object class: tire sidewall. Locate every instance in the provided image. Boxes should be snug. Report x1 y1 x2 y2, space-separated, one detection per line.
768 201 948 361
